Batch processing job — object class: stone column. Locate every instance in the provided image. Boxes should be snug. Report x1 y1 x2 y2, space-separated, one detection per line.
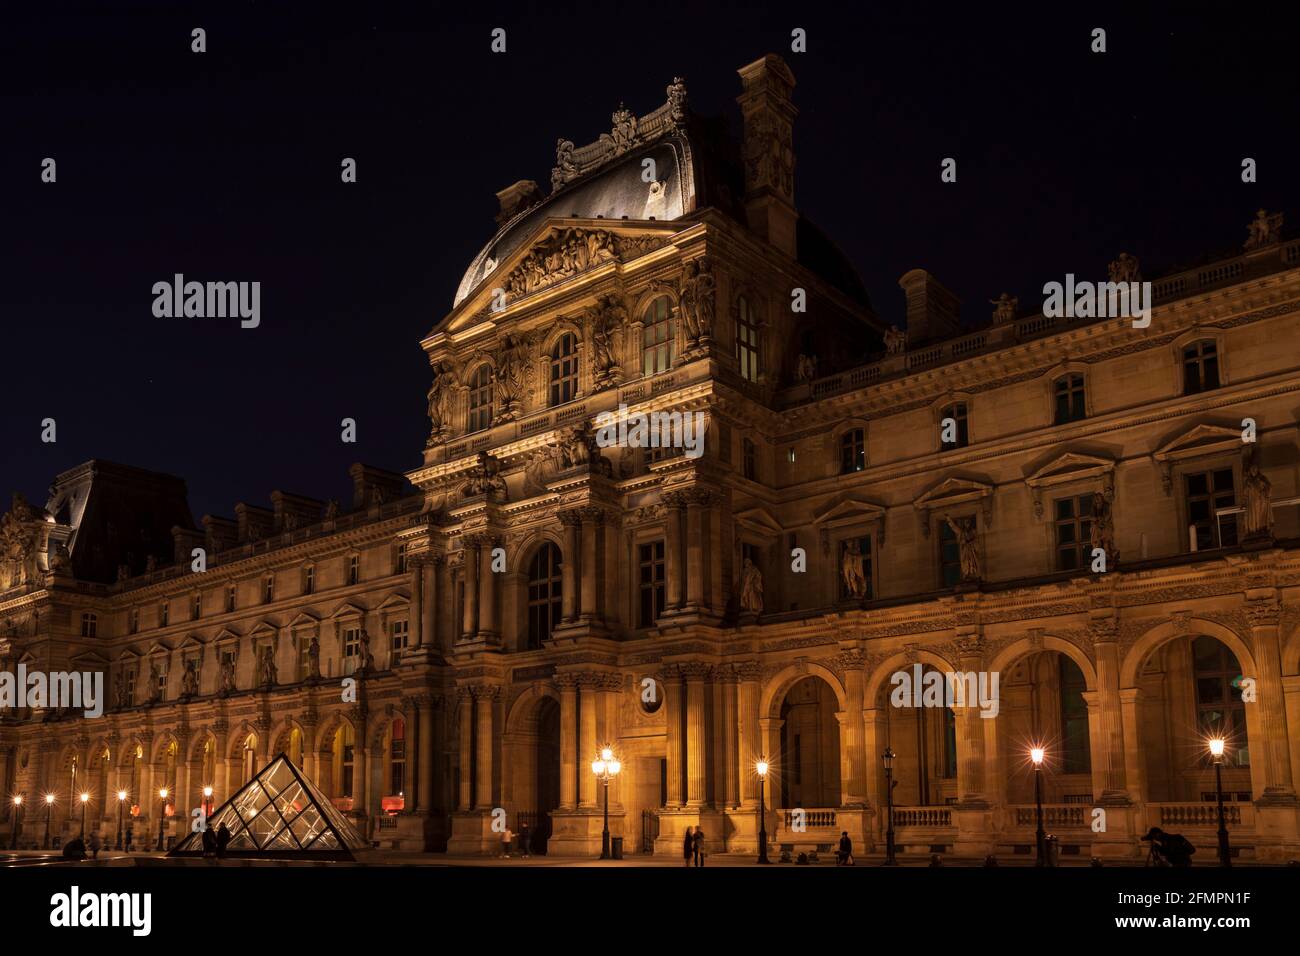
1089 620 1130 801
685 663 708 807
474 688 496 809
417 696 436 813
479 539 498 640
580 509 601 623
558 676 579 810
422 558 438 650
462 540 480 640
409 558 423 648
737 662 762 807
665 667 685 807
1118 688 1146 803
685 493 706 609
663 493 684 611
456 690 473 810
355 741 370 815
578 678 598 808
862 708 884 819
721 669 739 807
1246 600 1296 799
559 512 581 623
953 636 988 807
840 651 867 806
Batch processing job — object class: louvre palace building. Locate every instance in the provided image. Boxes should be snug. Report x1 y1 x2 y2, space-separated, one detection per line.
3 53 1300 862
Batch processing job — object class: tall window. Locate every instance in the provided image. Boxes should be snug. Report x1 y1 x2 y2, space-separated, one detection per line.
467 364 493 432
1053 494 1094 571
395 543 407 575
124 668 136 705
638 541 666 627
939 522 962 587
526 543 563 649
943 708 957 779
1053 374 1087 424
389 719 406 796
390 619 409 654
155 665 167 702
303 565 315 595
642 296 674 376
129 608 139 634
1186 469 1237 550
742 438 756 481
549 332 579 406
340 725 356 797
226 584 236 613
940 402 969 448
735 296 760 382
192 593 202 620
1183 340 1220 394
1193 636 1249 767
263 575 274 604
348 554 360 586
81 613 97 638
342 627 361 673
840 428 866 474
159 601 169 627
1059 656 1091 774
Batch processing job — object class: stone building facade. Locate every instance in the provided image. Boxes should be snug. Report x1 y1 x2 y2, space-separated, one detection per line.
3 54 1300 861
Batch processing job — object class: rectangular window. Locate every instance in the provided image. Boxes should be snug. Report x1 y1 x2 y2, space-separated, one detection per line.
390 619 409 652
192 594 202 620
304 566 315 595
1053 374 1087 424
638 541 666 627
129 608 139 634
343 627 361 673
395 544 407 575
124 670 135 704
941 403 969 449
390 722 407 795
155 668 167 700
642 297 675 376
298 638 312 680
1186 469 1237 550
1053 494 1094 571
81 613 97 638
736 298 760 382
742 438 756 481
263 575 274 604
939 521 962 587
226 585 236 613
348 555 360 586
159 601 169 627
1183 341 1220 395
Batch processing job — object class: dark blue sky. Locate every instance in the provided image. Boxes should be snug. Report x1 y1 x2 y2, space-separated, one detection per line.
3 1 1296 523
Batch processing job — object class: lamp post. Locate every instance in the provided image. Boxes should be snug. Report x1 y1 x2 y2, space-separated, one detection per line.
882 747 897 866
115 791 127 851
1031 746 1047 867
1209 737 1232 868
43 794 54 850
156 788 169 852
203 786 214 824
79 792 89 839
591 747 621 859
756 759 771 864
10 795 22 850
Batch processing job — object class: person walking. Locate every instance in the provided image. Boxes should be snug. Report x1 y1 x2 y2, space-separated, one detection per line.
693 825 705 867
837 831 854 866
682 827 694 867
518 821 531 858
88 830 103 861
215 822 231 858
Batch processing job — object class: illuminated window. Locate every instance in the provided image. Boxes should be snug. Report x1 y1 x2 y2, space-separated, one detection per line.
839 429 866 474
467 364 493 432
940 403 969 448
642 296 675 376
549 333 579 406
527 544 563 649
1183 340 1220 395
735 296 760 382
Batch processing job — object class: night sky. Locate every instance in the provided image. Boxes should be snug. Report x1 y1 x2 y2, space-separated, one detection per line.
3 2 1296 524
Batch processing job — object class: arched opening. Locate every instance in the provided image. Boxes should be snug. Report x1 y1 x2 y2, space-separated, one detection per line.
778 676 841 809
526 543 563 649
1138 633 1251 803
996 650 1093 805
384 718 406 807
875 665 957 807
241 734 258 784
330 723 356 807
288 727 303 769
508 694 561 855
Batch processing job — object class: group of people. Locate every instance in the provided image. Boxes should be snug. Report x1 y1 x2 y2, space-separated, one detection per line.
682 826 707 866
200 823 233 858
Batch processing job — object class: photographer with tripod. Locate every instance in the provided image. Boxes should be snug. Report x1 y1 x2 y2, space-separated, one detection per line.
1141 826 1195 867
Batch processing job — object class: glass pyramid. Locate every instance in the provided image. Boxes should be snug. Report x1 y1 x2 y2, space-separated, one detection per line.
170 752 368 859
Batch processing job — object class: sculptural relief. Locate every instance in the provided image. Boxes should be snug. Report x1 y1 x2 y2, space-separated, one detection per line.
589 294 627 390
426 359 459 444
740 557 764 614
883 325 907 355
1245 208 1283 250
840 539 869 599
1089 492 1119 564
1242 447 1274 539
944 514 981 582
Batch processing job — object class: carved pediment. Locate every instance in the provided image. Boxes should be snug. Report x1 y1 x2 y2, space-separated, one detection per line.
1152 423 1245 495
287 610 320 629
69 649 110 670
144 640 173 657
328 601 366 621
913 477 994 537
214 627 242 644
811 497 887 528
1025 452 1116 518
178 633 206 651
734 506 784 538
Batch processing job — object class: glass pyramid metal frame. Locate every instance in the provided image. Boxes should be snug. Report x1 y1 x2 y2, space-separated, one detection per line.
170 752 368 860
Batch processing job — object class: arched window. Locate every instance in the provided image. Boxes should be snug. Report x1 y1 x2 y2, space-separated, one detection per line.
1182 340 1220 394
839 428 866 474
736 296 760 382
389 719 406 796
527 543 563 649
339 724 356 798
642 296 674 376
467 364 493 432
242 735 257 783
940 402 969 449
1053 373 1087 424
549 333 579 406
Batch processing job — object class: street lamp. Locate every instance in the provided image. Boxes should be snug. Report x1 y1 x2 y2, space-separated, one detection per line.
43 793 55 850
115 790 127 851
882 747 898 866
203 786 214 822
1031 746 1048 867
591 747 621 859
1209 737 1232 868
156 788 169 852
79 792 89 839
10 795 22 850
756 759 771 864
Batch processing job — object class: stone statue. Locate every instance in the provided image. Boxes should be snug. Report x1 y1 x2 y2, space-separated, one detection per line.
551 138 579 192
115 670 130 709
426 360 458 442
492 333 531 422
1242 448 1274 539
181 659 199 697
1107 253 1141 283
945 514 981 582
49 542 70 572
524 445 563 497
590 295 627 389
219 656 236 696
357 628 374 673
259 646 277 687
604 104 639 156
147 661 162 703
463 452 507 499
667 76 688 126
1089 492 1118 564
679 257 716 348
989 293 1018 325
116 563 131 584
883 325 907 355
324 499 339 520
307 635 321 680
740 557 764 614
144 554 157 573
559 426 592 468
1245 209 1283 250
840 539 869 599
795 353 818 382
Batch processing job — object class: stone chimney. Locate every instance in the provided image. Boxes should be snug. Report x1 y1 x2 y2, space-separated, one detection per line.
496 180 543 225
898 269 962 344
348 463 409 511
736 54 798 258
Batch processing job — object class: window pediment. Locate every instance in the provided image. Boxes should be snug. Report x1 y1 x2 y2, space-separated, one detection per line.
1025 452 1115 518
734 506 784 538
913 477 993 536
1153 423 1244 494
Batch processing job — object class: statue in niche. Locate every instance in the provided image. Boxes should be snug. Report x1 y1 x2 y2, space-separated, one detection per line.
796 353 818 382
1242 447 1274 539
740 558 764 614
307 635 321 680
426 360 458 442
840 539 869 599
147 661 162 703
181 659 199 697
679 257 716 347
258 646 277 688
492 332 531 423
944 514 981 582
1089 492 1119 564
219 655 236 696
883 325 907 355
590 295 627 389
